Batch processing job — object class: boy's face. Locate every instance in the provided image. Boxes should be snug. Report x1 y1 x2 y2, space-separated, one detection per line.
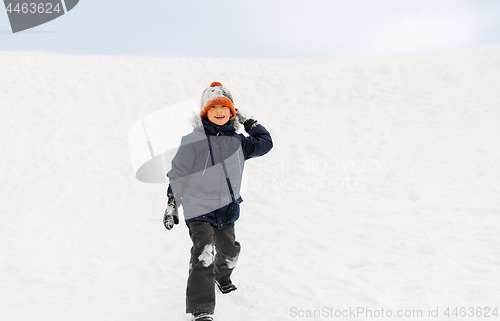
207 104 231 126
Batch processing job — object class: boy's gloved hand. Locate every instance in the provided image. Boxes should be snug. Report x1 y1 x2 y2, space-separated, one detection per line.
243 118 258 132
163 196 179 230
235 108 258 132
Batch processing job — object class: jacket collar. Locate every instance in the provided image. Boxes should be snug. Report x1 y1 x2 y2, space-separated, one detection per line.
202 118 235 136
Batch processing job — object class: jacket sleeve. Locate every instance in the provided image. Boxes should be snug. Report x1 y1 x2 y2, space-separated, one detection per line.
166 135 196 205
241 123 273 160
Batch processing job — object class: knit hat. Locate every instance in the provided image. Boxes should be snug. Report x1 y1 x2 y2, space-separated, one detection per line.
200 82 236 119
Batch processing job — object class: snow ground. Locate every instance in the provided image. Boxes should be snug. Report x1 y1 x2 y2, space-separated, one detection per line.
0 47 499 321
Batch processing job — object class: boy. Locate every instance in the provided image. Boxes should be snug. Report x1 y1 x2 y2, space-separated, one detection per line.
163 82 273 321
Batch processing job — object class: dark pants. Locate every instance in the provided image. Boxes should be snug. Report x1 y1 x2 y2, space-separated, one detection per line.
186 221 241 314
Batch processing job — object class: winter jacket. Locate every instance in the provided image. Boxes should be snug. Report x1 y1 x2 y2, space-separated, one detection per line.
167 118 273 228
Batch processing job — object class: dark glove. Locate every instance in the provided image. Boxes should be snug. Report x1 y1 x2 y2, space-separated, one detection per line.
235 108 258 132
243 118 258 132
163 196 179 230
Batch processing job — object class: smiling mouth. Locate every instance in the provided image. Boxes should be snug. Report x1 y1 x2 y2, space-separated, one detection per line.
214 115 225 119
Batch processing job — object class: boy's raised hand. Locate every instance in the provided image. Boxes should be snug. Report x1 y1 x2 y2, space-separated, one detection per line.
163 196 179 230
235 108 259 132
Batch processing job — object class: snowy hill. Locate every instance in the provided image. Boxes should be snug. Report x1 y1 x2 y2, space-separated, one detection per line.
0 47 499 321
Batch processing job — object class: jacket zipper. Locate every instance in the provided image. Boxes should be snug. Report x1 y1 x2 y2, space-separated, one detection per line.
216 134 222 228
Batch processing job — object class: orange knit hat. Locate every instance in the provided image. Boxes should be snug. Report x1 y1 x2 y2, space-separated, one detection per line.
200 82 236 119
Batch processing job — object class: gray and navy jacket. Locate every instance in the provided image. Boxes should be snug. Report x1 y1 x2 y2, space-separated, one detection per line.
167 118 273 228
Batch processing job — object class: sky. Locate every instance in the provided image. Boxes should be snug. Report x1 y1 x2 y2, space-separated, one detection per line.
1 0 500 58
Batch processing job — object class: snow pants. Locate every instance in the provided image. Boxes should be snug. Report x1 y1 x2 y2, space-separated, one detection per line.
186 221 241 314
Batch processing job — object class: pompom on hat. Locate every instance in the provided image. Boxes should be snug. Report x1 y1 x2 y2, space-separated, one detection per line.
200 82 236 119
